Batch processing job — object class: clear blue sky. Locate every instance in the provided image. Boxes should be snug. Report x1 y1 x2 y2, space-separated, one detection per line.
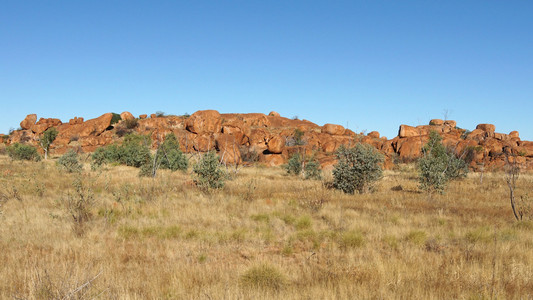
2 1 532 140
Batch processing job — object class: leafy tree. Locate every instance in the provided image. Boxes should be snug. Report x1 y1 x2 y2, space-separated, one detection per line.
193 151 226 190
418 131 468 196
332 144 384 194
39 127 58 160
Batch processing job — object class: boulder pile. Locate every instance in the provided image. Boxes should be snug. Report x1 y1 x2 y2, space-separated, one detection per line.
5 112 533 170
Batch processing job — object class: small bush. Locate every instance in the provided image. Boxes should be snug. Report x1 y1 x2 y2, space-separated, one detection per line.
124 118 138 129
57 150 82 173
120 135 152 168
304 159 322 180
64 178 95 236
90 134 152 170
193 151 226 190
418 131 468 195
333 144 384 194
285 154 302 175
110 113 122 125
7 143 41 161
240 264 286 291
157 133 188 171
285 154 322 180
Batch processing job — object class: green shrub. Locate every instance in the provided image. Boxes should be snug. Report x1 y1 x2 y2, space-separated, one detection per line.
120 141 151 168
110 113 122 125
193 151 226 190
285 154 302 175
91 145 120 169
57 150 82 173
304 159 322 180
285 154 322 180
418 131 468 195
240 264 286 291
157 133 188 171
332 144 384 194
7 143 41 161
90 134 152 170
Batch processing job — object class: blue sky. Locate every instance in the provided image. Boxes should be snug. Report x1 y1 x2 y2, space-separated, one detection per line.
2 1 532 140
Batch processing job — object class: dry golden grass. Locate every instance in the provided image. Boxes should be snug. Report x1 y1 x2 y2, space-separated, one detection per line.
1 154 533 299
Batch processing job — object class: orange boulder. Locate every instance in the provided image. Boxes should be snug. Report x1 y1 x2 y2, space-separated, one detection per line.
322 124 345 135
476 124 496 133
367 131 380 139
20 114 37 130
398 125 426 138
267 136 285 154
260 154 285 166
509 131 519 139
186 110 222 134
215 134 242 165
69 117 84 125
192 134 215 152
444 120 457 127
429 119 444 126
120 111 135 121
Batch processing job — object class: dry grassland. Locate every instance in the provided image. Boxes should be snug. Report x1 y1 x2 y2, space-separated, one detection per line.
1 154 532 299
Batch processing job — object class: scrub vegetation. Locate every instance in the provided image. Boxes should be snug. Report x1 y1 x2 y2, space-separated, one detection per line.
0 153 532 299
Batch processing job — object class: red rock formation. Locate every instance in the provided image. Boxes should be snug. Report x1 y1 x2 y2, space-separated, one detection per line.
322 124 344 135
367 131 380 139
186 110 222 135
215 134 242 165
430 119 444 126
31 118 62 134
5 112 533 171
69 117 84 125
267 136 284 154
120 111 135 121
476 124 496 133
20 114 37 130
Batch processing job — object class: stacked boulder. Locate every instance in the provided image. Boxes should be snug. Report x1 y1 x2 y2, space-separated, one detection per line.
4 112 533 170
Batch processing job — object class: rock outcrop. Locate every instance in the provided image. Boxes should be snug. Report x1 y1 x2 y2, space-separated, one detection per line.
4 112 533 170
20 114 37 130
